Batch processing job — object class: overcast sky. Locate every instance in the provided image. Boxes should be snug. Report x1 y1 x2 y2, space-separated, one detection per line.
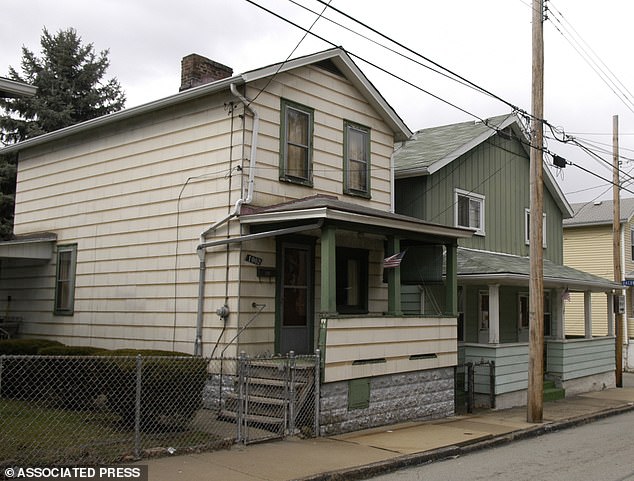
2 0 634 204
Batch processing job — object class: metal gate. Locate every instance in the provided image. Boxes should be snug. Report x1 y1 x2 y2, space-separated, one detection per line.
221 351 320 444
455 360 496 413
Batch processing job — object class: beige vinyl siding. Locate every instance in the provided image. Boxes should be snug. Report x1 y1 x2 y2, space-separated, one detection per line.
7 91 245 353
322 316 457 382
4 62 400 355
245 66 393 211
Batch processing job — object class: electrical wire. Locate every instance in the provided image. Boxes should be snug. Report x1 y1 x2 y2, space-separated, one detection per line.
245 0 634 201
547 1 634 113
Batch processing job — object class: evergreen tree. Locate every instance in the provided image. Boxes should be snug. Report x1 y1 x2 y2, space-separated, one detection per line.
0 27 126 144
0 27 126 238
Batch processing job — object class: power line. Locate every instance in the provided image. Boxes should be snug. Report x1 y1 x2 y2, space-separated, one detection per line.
286 0 482 96
546 1 634 115
244 0 487 122
247 0 632 200
314 0 527 117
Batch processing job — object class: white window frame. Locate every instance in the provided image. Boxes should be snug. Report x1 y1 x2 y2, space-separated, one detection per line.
525 208 547 247
454 189 485 235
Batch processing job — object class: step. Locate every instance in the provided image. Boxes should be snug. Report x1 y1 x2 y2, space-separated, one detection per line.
219 409 285 427
543 387 566 402
224 393 287 417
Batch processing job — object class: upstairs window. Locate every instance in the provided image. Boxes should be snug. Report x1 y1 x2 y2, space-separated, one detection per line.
455 189 485 235
344 121 371 197
525 209 547 247
54 244 77 315
280 99 313 186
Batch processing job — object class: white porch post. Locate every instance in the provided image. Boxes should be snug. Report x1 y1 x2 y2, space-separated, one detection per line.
584 291 592 339
489 284 500 344
608 292 615 337
554 288 565 340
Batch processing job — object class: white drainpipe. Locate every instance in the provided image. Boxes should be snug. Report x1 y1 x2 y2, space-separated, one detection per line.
194 83 259 356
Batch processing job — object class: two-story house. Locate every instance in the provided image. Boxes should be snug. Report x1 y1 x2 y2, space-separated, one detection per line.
0 48 472 434
563 198 634 371
394 113 619 408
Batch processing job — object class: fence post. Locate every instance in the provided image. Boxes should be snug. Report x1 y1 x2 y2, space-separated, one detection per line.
467 362 474 414
134 354 142 459
489 361 496 409
314 349 321 437
288 350 296 435
0 355 4 396
237 351 246 444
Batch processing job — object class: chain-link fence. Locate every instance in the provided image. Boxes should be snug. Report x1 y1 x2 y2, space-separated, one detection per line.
0 352 319 468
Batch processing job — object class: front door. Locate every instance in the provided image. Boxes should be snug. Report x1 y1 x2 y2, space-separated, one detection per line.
277 240 314 355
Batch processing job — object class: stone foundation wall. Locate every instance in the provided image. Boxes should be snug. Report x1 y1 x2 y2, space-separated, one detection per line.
319 367 454 435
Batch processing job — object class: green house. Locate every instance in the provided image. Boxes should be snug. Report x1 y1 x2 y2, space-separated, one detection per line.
394 113 619 408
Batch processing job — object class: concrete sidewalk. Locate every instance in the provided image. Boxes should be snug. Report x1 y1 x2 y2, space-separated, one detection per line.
142 383 634 481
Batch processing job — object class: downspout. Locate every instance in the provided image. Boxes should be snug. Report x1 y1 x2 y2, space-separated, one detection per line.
194 83 260 356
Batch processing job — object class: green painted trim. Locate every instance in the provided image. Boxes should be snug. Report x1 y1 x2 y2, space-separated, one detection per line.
320 224 337 315
386 236 402 315
445 243 458 316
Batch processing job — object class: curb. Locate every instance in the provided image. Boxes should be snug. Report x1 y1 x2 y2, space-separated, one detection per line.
293 402 634 481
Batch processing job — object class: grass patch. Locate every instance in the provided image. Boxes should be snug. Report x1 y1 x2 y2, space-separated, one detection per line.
0 398 221 466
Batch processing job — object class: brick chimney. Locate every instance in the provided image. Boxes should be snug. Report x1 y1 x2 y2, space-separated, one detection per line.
179 54 233 91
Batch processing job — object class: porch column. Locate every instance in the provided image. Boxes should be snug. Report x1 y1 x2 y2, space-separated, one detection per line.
386 236 402 316
553 288 565 340
488 284 500 344
445 243 458 316
320 223 337 316
608 292 615 337
584 291 592 339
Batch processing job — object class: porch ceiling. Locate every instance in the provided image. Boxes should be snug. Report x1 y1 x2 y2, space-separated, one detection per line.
239 195 474 243
457 247 619 292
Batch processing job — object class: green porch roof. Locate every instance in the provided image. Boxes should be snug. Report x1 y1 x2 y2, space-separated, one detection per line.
458 247 618 292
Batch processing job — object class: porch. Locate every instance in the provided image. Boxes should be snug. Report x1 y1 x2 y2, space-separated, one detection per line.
457 248 620 409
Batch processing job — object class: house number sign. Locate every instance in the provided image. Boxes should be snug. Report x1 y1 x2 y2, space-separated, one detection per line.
245 254 263 265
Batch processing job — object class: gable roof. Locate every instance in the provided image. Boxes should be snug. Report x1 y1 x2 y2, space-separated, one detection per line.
393 112 573 218
0 48 411 155
563 197 634 227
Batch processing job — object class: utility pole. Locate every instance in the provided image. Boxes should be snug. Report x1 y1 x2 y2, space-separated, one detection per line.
613 114 623 387
527 0 545 424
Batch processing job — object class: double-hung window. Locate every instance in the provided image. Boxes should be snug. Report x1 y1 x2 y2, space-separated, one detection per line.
280 99 313 185
54 244 77 315
344 121 371 197
455 189 485 235
525 209 547 247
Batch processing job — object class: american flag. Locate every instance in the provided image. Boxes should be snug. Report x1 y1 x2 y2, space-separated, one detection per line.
383 250 406 269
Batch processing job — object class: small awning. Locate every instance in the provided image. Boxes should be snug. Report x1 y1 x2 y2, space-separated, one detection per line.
239 195 474 243
0 233 57 261
457 247 619 292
